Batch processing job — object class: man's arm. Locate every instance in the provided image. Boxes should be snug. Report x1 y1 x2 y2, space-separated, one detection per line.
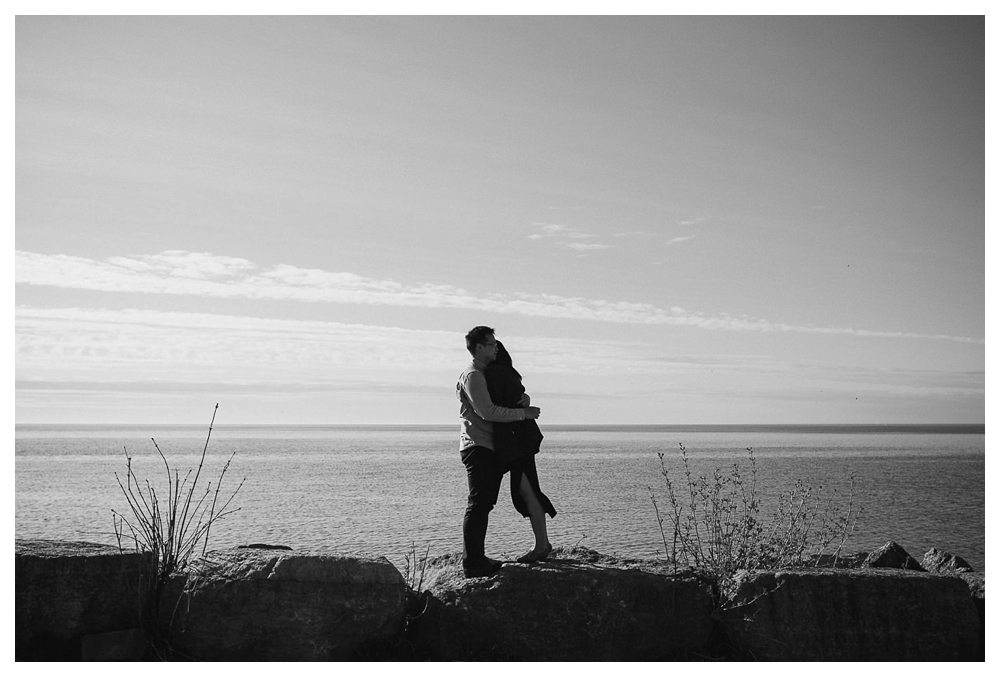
463 370 539 421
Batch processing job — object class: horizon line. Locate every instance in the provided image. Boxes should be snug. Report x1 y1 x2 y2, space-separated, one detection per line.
15 422 986 431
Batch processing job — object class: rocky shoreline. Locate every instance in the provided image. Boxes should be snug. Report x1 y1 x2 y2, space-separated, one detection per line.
15 538 984 661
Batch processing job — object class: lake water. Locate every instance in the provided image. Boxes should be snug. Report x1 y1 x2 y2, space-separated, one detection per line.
14 424 986 574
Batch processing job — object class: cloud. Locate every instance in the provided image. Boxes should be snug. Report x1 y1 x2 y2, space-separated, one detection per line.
678 217 708 226
541 224 569 235
13 306 737 386
14 305 466 384
613 231 655 237
15 250 983 344
665 235 695 246
566 242 613 251
531 223 569 236
16 305 983 418
527 223 613 254
108 251 256 279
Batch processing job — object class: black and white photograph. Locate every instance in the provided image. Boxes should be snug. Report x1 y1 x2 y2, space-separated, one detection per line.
14 7 986 663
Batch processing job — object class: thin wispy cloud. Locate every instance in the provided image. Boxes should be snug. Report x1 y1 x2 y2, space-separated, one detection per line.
14 305 747 381
527 222 614 254
665 235 696 246
613 230 656 237
15 250 983 344
567 242 613 251
109 251 256 279
21 306 977 399
541 224 569 235
14 305 464 380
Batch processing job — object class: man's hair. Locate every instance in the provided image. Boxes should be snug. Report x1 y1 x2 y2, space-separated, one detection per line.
465 326 495 356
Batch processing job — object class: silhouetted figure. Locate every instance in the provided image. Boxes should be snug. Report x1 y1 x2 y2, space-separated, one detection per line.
486 341 556 563
456 326 541 578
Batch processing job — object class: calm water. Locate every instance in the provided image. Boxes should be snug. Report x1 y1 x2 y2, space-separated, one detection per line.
14 424 986 574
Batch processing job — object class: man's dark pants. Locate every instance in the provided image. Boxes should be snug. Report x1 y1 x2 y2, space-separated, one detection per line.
460 445 503 564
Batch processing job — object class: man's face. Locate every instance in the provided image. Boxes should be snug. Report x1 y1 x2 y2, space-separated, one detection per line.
476 334 498 364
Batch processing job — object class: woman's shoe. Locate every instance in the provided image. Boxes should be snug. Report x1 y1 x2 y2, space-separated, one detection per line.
516 542 552 564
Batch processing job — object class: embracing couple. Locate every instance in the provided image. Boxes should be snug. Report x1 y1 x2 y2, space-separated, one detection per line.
456 325 557 579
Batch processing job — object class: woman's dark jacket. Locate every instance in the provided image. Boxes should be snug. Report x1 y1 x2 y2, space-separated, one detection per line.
484 343 543 468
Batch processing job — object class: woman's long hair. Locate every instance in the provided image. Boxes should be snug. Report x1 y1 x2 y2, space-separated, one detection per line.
494 340 521 380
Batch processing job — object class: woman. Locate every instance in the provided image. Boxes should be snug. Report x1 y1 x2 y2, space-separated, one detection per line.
485 341 556 563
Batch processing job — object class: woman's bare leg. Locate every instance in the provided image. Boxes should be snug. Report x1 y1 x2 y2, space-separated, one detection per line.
519 473 549 552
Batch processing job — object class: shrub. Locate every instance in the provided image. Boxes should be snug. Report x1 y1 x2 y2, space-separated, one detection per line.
112 404 245 657
649 444 861 602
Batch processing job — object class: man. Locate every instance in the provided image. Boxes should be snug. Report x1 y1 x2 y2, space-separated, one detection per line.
456 326 541 578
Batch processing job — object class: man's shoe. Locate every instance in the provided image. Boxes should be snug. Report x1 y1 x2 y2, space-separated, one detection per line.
463 557 504 578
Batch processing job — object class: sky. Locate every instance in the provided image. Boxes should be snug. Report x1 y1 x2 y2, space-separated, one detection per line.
14 14 985 425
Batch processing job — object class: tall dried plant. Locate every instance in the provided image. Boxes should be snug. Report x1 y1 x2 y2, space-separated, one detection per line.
112 404 245 656
649 444 861 602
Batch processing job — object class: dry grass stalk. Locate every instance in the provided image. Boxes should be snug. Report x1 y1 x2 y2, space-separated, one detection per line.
111 404 246 657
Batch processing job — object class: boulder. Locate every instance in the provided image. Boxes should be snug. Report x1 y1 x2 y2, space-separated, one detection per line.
807 551 867 568
722 568 982 660
921 547 973 574
80 628 147 661
160 547 407 660
960 571 985 598
412 547 715 661
15 539 151 660
862 540 925 570
956 571 986 631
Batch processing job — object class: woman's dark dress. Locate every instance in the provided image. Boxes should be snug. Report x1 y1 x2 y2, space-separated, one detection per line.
484 343 556 519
